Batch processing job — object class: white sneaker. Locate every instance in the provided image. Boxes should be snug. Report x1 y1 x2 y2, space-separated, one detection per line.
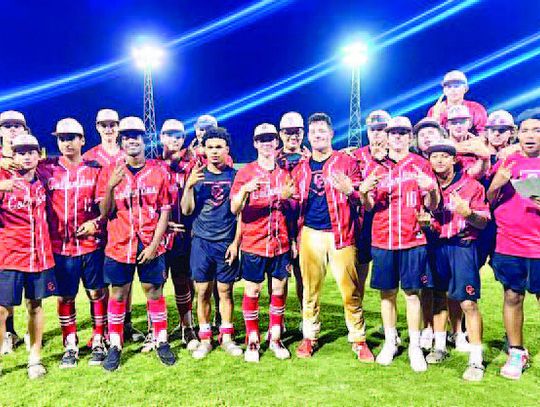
27 361 46 379
409 346 427 372
2 332 14 355
376 341 398 366
455 332 470 353
192 341 213 360
244 342 260 363
269 340 290 360
420 328 433 351
220 340 243 357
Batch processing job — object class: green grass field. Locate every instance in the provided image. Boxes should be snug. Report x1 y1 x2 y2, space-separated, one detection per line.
1 265 539 407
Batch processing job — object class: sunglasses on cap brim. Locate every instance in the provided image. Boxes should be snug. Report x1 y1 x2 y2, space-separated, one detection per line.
56 133 83 141
162 130 185 138
448 118 469 125
368 124 387 131
13 145 39 154
120 131 145 139
281 128 303 136
443 81 467 87
387 128 411 135
254 133 278 143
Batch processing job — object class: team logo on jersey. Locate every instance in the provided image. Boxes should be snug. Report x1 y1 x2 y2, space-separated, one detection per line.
205 181 231 206
310 171 326 196
465 285 476 296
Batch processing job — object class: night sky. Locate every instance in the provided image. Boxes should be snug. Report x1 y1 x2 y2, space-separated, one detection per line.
1 0 539 162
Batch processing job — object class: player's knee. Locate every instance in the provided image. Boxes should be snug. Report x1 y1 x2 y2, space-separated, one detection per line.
86 288 104 301
380 289 398 300
460 300 478 314
26 300 43 315
60 296 76 304
142 283 162 300
0 306 8 321
504 289 524 307
403 290 420 300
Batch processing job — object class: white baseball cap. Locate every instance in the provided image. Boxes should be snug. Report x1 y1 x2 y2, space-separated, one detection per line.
279 112 304 129
426 138 457 156
96 109 119 123
119 116 145 133
385 116 412 133
0 110 27 127
52 118 84 136
442 70 468 87
12 133 40 151
366 110 391 128
161 119 185 134
447 105 472 121
413 117 445 135
486 110 515 128
254 123 278 138
195 114 218 129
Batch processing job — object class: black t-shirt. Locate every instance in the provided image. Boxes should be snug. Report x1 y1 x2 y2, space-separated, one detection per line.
304 158 332 231
192 167 237 242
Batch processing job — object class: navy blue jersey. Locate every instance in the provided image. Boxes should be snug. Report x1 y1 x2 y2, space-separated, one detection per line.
304 158 332 231
192 167 237 242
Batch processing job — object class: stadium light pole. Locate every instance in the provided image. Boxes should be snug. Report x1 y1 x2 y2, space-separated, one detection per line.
132 43 165 158
343 41 368 147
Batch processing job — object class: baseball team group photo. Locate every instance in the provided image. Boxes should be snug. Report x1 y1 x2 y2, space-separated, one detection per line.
0 1 539 406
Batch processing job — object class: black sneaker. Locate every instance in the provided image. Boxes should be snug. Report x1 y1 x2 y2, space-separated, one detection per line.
89 345 107 366
124 323 145 343
103 346 122 372
156 342 176 366
59 349 78 369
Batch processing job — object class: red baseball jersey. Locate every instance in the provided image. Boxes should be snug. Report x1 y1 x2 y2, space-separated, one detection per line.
366 153 437 250
96 160 172 264
0 170 55 272
491 153 540 258
83 144 124 167
231 162 291 257
38 157 103 256
428 99 488 133
431 172 490 240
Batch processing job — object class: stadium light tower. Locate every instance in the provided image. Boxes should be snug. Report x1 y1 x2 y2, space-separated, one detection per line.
343 41 368 147
132 43 165 158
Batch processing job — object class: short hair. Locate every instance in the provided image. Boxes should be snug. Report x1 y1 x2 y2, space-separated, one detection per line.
202 127 231 147
308 112 333 129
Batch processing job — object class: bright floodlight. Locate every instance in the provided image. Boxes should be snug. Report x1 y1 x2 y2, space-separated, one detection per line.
132 44 165 70
342 41 369 67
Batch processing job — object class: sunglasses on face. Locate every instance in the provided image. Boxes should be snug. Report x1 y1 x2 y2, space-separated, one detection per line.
282 128 302 136
448 118 468 126
254 134 277 143
163 131 185 139
99 122 118 129
1 123 23 130
489 127 511 134
121 131 144 140
444 82 465 89
58 134 80 142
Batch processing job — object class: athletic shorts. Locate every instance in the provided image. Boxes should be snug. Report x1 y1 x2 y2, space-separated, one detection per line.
190 237 238 284
165 247 191 279
432 239 481 301
54 250 105 297
492 253 540 295
242 251 290 283
0 268 56 306
370 245 430 291
104 242 166 286
356 212 373 264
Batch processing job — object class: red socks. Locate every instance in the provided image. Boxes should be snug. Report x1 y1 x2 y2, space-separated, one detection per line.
90 292 107 337
148 296 168 340
269 294 286 330
108 298 126 345
58 298 77 345
242 295 260 340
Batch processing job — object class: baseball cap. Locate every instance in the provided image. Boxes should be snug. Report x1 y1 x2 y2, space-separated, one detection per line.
96 109 119 123
161 119 185 134
279 112 304 129
12 133 40 151
413 117 445 135
254 123 278 139
427 139 457 156
0 110 27 127
442 70 468 87
119 116 145 133
52 118 84 136
447 105 472 121
385 116 412 133
486 110 515 128
366 110 391 129
195 114 218 130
